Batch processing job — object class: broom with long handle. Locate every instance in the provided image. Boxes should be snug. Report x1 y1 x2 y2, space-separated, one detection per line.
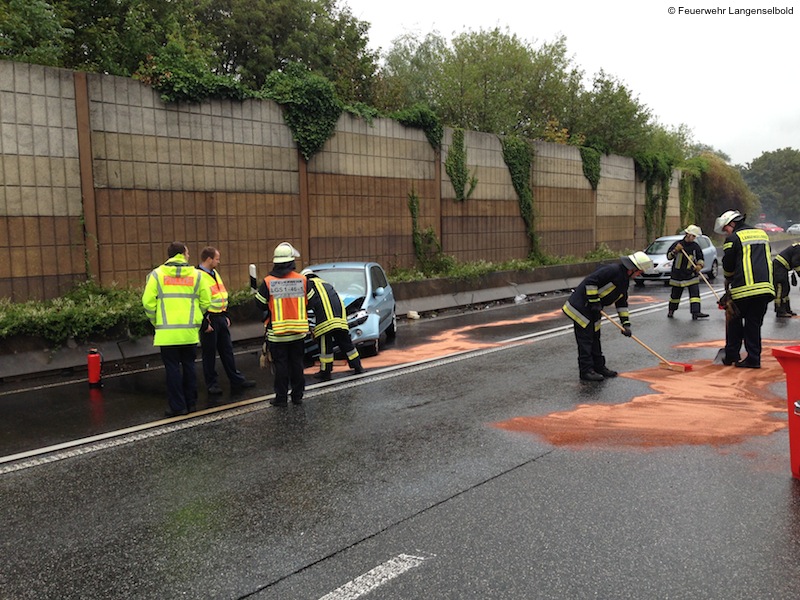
600 310 693 372
679 248 721 302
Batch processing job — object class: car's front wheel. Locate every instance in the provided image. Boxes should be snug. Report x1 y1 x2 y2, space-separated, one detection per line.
359 338 380 357
708 259 718 281
385 311 397 342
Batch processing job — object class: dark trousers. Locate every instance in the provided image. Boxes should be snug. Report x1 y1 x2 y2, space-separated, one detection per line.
319 328 361 373
270 338 306 402
160 344 198 413
200 313 245 387
573 319 606 374
669 281 702 314
725 295 771 365
774 266 790 310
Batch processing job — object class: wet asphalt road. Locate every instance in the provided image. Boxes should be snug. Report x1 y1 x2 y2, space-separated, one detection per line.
3 282 800 599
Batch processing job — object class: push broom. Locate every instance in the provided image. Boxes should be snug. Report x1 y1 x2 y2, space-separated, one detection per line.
600 310 693 372
679 248 721 303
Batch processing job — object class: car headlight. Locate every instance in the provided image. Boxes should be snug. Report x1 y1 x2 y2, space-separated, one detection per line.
348 309 368 327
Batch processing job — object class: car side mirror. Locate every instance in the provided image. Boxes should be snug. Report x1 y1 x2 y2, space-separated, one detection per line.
373 286 385 298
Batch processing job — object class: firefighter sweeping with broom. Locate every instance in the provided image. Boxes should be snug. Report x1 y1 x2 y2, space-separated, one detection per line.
666 225 710 320
562 252 653 381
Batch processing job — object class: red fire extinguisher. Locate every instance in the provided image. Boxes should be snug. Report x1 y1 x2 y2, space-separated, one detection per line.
88 348 103 388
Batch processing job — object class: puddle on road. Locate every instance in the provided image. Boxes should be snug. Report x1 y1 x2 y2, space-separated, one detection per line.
494 339 791 449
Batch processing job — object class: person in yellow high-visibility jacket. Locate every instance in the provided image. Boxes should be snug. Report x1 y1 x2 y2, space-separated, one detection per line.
197 246 255 396
143 242 212 417
254 242 309 406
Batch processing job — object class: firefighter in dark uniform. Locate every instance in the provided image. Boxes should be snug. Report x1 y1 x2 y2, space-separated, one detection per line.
714 210 775 368
772 242 800 317
302 269 365 381
562 251 653 381
254 242 309 405
666 224 709 320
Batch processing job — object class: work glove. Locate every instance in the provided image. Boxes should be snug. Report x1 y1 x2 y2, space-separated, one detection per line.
718 291 730 311
621 325 632 337
694 263 703 273
792 272 798 287
589 301 602 316
674 243 683 253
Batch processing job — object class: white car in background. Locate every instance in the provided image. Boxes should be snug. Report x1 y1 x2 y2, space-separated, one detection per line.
787 224 800 235
633 234 718 286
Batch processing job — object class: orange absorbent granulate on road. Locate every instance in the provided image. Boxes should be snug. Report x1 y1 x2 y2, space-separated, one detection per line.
494 340 790 449
305 309 563 372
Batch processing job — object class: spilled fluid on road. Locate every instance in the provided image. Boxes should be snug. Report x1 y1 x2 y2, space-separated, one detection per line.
494 339 790 449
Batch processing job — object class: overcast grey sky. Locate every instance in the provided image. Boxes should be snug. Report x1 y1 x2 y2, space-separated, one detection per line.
344 0 799 165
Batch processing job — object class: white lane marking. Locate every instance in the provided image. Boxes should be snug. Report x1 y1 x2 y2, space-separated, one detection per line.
319 553 431 600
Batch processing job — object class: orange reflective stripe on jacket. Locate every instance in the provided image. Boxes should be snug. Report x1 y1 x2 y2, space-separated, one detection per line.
200 269 229 313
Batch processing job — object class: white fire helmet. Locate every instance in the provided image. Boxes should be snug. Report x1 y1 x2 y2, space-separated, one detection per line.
683 224 702 237
714 210 743 234
621 251 654 272
273 242 300 264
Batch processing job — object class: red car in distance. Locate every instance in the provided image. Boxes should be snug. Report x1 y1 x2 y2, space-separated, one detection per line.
754 222 785 232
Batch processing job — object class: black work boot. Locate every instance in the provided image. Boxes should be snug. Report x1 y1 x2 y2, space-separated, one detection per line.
692 312 709 320
777 307 792 318
314 370 332 381
667 310 675 318
596 366 618 378
580 369 604 382
351 359 366 375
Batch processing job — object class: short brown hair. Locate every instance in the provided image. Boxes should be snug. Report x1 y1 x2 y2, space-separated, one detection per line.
200 246 218 261
167 242 186 258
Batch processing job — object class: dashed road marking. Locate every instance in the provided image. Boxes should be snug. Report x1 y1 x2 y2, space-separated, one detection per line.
319 553 432 600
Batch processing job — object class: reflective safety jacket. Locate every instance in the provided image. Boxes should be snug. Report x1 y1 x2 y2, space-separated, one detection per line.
667 238 703 286
722 223 775 301
306 275 348 338
255 270 309 343
774 242 800 273
199 267 229 314
142 254 211 346
562 263 631 330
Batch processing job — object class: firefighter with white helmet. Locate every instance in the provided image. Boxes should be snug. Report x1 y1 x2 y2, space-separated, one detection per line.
254 242 308 405
715 210 774 368
562 251 653 381
666 225 709 320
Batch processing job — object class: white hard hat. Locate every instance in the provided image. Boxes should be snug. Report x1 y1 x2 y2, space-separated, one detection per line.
273 242 300 263
714 210 743 234
683 224 702 237
300 268 314 276
621 251 654 272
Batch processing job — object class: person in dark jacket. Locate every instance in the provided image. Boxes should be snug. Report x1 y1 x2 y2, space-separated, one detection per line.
772 242 800 317
302 269 365 381
562 251 653 381
666 225 709 320
714 210 775 368
254 242 309 406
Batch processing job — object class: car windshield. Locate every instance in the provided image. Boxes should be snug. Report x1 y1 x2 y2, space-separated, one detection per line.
645 239 676 254
314 269 367 295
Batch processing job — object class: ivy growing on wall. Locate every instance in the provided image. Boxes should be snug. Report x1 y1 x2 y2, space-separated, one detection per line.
444 128 478 202
261 63 343 161
635 152 676 240
392 104 443 150
501 135 540 259
407 189 452 275
678 155 710 229
579 146 601 190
